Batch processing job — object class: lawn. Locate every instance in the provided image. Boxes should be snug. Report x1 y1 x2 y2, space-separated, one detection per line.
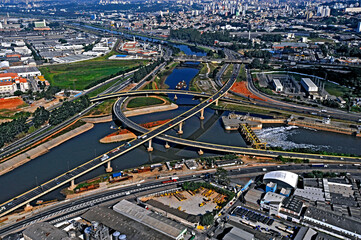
324 81 350 97
127 97 164 108
40 54 147 90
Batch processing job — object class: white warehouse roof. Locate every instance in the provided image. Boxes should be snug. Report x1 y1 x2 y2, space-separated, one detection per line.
263 171 299 189
301 78 318 92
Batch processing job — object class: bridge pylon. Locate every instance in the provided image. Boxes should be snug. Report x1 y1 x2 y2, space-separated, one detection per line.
200 108 205 120
147 139 154 152
198 149 204 155
178 122 183 135
106 161 113 173
165 142 170 149
68 179 76 191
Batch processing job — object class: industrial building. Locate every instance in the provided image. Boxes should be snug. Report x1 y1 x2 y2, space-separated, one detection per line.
81 200 188 240
23 222 80 240
0 72 29 96
272 79 283 92
300 78 318 94
263 171 299 189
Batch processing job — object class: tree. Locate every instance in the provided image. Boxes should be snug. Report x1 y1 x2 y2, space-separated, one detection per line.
58 39 67 44
250 58 261 69
200 212 214 226
33 106 50 128
214 167 230 185
14 90 23 96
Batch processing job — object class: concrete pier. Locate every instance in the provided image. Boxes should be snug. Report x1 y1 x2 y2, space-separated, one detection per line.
148 139 154 152
198 149 204 155
200 108 205 120
68 179 76 191
165 142 170 149
178 122 183 135
106 161 113 173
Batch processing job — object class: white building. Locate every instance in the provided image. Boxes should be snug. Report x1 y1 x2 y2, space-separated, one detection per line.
272 79 283 92
301 78 318 93
357 22 361 33
0 73 29 96
263 171 299 189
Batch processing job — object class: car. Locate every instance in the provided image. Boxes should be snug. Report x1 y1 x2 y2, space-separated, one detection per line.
101 154 109 161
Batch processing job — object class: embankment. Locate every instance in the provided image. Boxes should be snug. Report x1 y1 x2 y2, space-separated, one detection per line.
83 115 112 123
0 123 94 176
124 103 178 117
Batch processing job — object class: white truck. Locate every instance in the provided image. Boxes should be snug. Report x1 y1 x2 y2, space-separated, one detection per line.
101 154 109 161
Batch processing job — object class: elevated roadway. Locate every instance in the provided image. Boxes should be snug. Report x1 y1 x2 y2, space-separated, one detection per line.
0 63 235 218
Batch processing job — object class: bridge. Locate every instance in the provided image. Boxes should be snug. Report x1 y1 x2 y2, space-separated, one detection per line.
173 57 251 64
0 63 236 218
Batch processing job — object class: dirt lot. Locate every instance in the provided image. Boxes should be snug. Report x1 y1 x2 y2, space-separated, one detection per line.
0 97 25 110
231 82 265 101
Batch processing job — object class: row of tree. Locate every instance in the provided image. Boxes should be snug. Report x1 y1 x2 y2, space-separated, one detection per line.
0 117 29 148
133 59 164 82
170 28 233 46
49 96 90 125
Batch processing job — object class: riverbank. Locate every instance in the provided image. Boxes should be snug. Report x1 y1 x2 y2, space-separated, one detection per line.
0 123 94 176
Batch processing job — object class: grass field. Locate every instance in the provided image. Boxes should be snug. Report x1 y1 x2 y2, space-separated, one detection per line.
40 53 147 90
324 81 350 97
127 97 164 108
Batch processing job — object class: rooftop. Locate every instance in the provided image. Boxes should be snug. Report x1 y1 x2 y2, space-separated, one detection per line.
82 206 173 240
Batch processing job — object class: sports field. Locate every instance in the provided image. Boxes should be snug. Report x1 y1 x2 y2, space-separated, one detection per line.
40 54 147 90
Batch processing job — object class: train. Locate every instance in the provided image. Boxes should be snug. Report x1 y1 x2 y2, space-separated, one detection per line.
162 179 178 184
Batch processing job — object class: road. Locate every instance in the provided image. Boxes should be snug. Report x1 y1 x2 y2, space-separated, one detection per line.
1 163 358 237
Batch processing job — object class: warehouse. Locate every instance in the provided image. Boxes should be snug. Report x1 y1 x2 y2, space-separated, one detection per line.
272 79 283 92
263 171 299 189
300 78 318 94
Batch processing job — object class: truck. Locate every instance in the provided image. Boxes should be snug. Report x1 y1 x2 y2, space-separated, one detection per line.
311 164 324 167
171 176 179 180
101 154 109 161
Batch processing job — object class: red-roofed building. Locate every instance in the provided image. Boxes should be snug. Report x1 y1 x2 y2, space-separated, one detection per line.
0 73 29 96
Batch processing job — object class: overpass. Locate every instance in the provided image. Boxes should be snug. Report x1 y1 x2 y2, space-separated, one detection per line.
0 62 236 218
173 57 251 64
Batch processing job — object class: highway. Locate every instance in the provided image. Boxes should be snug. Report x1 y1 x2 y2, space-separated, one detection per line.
1 163 359 237
0 61 232 218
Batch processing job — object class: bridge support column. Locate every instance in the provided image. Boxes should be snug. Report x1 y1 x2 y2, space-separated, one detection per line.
68 179 76 191
200 108 205 120
174 95 178 100
215 99 219 106
24 203 33 212
147 139 154 152
165 142 170 149
198 149 204 155
106 161 113 173
178 122 183 135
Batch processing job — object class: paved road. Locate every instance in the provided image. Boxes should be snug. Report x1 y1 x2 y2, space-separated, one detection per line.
1 163 358 237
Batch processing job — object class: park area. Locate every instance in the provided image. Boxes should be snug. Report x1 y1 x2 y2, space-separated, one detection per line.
126 96 165 109
40 54 147 90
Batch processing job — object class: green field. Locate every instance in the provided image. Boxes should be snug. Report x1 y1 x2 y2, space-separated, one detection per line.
324 81 350 97
127 97 164 108
40 54 147 90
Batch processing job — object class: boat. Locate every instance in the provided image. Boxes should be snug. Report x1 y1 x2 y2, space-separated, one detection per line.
176 80 187 90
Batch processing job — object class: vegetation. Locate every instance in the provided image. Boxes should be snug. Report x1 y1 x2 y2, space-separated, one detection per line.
170 28 232 45
0 116 29 148
40 58 146 90
200 154 238 167
200 212 214 226
214 167 230 185
32 106 50 128
304 171 346 178
127 97 164 108
275 155 309 164
133 59 164 82
49 96 90 125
